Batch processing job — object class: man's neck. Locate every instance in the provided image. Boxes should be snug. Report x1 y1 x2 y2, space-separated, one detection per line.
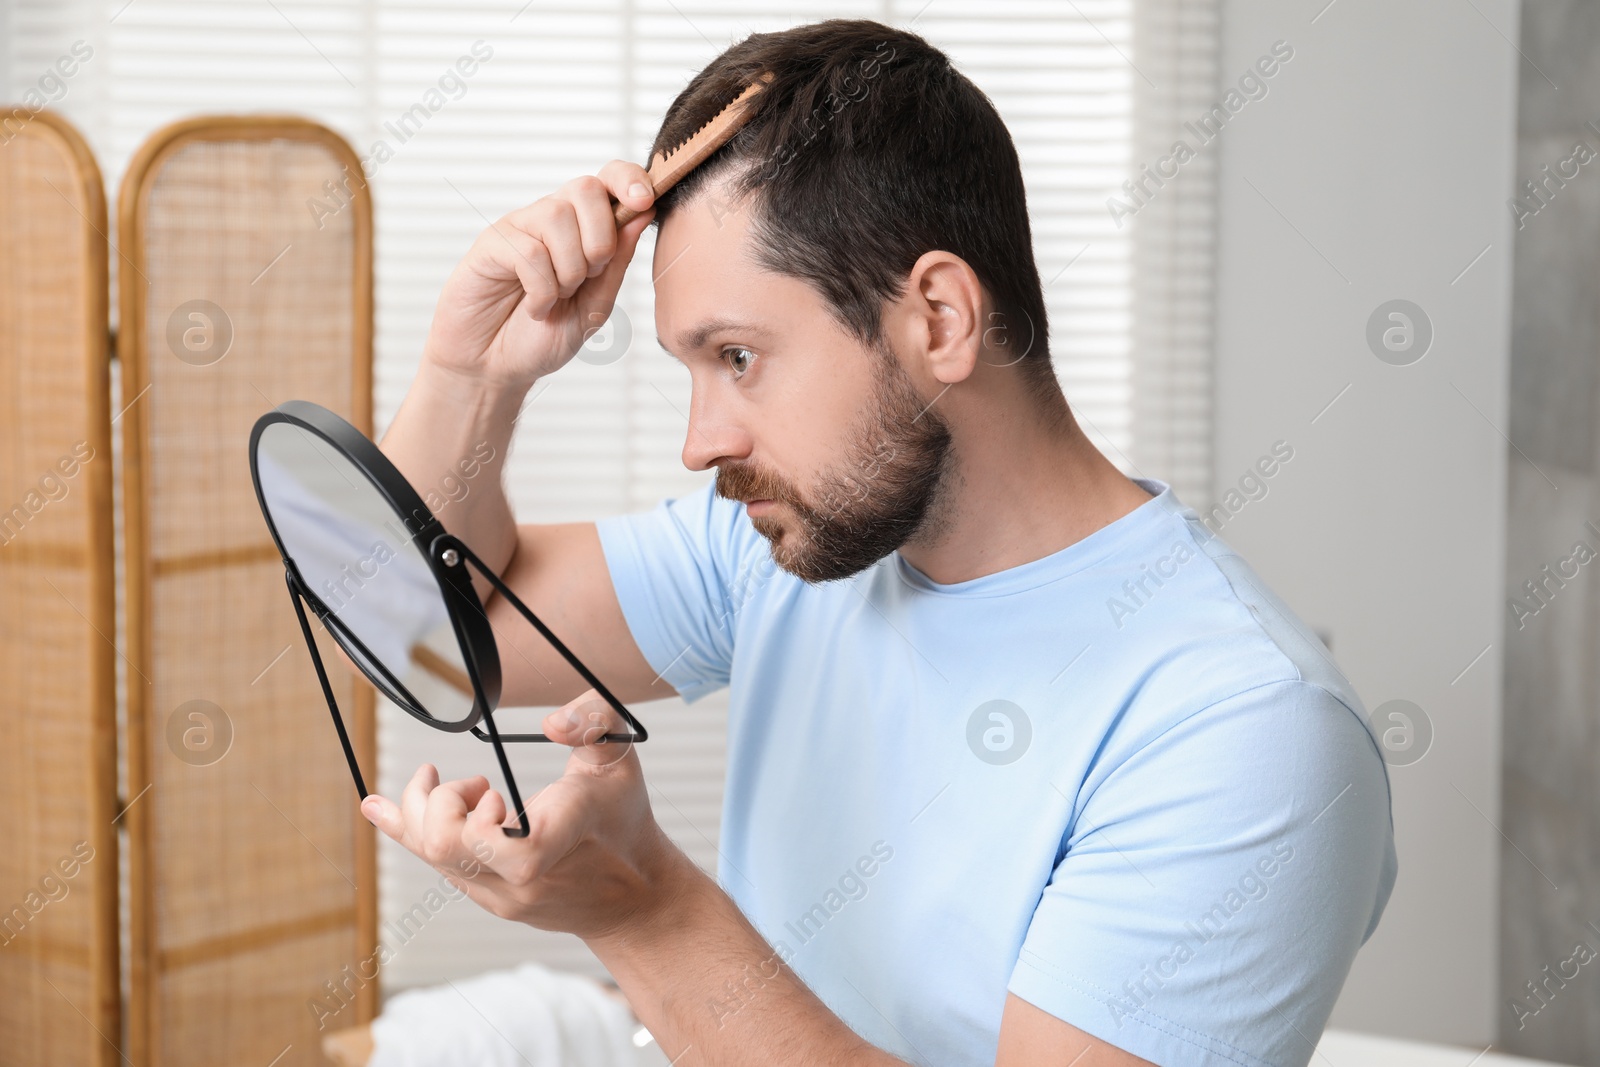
897 391 1155 586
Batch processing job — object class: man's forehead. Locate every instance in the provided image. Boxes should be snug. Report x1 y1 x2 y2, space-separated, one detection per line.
651 175 755 274
651 182 769 355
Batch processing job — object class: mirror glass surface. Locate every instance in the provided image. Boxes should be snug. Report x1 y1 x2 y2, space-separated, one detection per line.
254 421 478 727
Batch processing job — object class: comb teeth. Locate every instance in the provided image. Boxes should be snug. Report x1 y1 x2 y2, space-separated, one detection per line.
613 71 774 227
663 72 774 159
648 72 774 181
657 114 721 167
655 123 709 168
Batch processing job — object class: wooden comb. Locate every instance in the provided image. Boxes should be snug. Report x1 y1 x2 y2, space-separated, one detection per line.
612 71 775 227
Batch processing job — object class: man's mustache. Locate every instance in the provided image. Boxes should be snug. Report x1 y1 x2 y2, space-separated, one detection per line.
714 462 799 508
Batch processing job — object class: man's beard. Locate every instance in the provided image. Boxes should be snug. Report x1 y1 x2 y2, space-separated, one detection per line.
714 345 954 584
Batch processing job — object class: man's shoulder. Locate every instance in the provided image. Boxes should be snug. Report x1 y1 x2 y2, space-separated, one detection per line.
1096 497 1376 761
1151 494 1350 679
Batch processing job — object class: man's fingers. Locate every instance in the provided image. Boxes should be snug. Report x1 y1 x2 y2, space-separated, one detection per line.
582 209 652 313
420 775 478 865
434 774 494 808
364 762 445 847
500 199 588 300
565 161 654 286
482 205 574 320
464 221 559 319
537 198 592 299
542 688 615 743
467 778 590 885
508 240 560 320
596 158 656 212
397 763 442 845
468 784 510 830
478 162 654 331
561 174 622 276
542 689 636 769
360 793 404 842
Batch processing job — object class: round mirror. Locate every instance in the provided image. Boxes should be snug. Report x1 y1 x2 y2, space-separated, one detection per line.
249 404 500 732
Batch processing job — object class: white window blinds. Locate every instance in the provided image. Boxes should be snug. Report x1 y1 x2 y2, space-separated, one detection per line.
6 0 1216 989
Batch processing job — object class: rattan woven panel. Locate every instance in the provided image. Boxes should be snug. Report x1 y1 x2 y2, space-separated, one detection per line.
0 110 118 1067
118 118 376 1067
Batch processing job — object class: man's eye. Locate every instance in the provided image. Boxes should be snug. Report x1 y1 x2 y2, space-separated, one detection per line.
722 346 757 377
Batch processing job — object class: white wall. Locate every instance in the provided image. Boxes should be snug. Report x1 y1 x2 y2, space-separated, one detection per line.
0 1 12 101
1211 0 1519 1045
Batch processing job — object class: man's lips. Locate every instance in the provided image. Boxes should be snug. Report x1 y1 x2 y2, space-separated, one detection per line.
744 498 777 516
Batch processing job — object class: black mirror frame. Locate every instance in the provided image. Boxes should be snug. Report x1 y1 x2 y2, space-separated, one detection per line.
248 400 647 838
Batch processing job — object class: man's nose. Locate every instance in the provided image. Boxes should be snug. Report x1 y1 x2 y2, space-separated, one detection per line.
679 385 751 472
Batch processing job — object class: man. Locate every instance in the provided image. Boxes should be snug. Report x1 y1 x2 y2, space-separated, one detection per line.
363 18 1396 1067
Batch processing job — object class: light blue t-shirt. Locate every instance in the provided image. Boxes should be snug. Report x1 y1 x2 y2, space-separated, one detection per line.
595 477 1396 1067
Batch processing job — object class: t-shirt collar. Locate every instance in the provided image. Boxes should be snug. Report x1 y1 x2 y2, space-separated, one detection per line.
888 477 1175 598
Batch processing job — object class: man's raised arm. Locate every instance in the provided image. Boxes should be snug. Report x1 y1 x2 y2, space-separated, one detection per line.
376 162 674 707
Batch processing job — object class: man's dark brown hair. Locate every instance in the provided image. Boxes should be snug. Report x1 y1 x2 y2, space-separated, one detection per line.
648 18 1053 389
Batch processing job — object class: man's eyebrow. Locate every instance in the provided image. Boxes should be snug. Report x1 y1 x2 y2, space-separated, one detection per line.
656 316 774 356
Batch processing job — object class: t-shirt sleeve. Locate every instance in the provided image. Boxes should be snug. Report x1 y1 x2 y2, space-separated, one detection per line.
1007 679 1398 1067
592 479 768 704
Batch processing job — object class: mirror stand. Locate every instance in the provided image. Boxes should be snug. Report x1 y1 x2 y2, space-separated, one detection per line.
281 533 647 839
435 534 649 747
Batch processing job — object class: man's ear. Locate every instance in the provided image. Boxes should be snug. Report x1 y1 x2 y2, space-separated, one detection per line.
902 250 986 387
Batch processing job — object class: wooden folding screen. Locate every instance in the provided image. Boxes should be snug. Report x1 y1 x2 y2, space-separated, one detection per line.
0 111 119 1067
118 117 376 1066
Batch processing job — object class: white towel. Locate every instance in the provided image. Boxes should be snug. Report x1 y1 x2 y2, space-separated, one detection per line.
368 963 670 1067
